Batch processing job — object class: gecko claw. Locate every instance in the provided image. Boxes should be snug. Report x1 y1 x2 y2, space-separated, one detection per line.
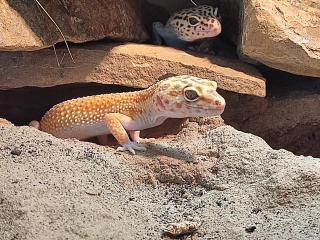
117 142 147 154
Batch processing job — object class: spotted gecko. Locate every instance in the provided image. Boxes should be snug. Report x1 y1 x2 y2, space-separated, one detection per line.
152 5 221 49
0 118 14 126
29 75 226 154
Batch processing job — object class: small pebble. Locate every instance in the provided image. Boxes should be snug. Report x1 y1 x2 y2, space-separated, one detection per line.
11 148 22 156
252 208 262 214
245 226 256 233
163 221 201 237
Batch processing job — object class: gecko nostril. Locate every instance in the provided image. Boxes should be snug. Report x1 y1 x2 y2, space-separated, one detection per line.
214 99 226 110
215 100 221 106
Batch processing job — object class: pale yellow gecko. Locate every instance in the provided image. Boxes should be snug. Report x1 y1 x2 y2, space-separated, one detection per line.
28 75 225 154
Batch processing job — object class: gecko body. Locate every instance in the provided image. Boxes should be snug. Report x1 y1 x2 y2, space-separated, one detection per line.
0 118 14 126
152 5 221 49
31 75 225 154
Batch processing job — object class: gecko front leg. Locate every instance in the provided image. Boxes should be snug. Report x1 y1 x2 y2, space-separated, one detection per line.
129 130 156 144
152 22 188 49
105 113 146 154
152 22 165 45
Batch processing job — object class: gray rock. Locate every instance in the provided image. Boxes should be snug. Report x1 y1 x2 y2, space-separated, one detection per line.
0 125 319 239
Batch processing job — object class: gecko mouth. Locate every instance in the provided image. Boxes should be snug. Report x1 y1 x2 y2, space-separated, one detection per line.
194 30 218 33
185 104 225 112
186 30 219 35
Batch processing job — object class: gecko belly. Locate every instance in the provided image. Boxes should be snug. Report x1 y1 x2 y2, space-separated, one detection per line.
47 121 110 140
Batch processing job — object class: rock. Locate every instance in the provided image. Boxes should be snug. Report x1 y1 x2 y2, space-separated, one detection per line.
0 124 320 239
0 0 148 51
239 0 320 77
0 43 266 97
223 90 320 157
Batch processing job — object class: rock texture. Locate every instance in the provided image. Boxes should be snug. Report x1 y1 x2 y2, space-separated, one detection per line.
0 43 266 97
0 0 148 51
239 0 320 77
1 124 320 239
223 90 320 157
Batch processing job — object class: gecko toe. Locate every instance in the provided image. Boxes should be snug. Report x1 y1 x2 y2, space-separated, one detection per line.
117 142 146 154
132 143 147 151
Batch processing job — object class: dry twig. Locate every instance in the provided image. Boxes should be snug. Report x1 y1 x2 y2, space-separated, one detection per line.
33 0 75 64
190 0 198 6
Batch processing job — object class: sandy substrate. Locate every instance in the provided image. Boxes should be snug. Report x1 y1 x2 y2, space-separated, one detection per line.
0 124 319 239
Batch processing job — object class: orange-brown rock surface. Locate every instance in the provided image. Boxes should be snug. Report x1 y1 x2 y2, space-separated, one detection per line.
239 0 320 77
0 43 266 97
0 0 148 51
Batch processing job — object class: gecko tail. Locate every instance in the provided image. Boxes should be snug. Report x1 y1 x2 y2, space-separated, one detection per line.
29 120 41 130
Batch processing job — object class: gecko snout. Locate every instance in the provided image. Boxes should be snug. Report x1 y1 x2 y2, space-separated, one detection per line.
208 19 221 35
213 96 226 112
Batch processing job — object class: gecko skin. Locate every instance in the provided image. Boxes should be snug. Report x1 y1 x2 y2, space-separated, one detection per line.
30 75 226 154
152 5 221 49
0 118 14 126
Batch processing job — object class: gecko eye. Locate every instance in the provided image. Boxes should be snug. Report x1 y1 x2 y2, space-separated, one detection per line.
188 16 200 26
184 89 199 102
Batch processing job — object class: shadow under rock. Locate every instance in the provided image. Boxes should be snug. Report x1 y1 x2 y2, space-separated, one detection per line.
142 143 197 162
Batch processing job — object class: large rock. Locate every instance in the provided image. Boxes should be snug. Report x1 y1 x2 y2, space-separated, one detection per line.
1 124 320 239
0 43 266 97
0 0 148 51
223 90 320 157
239 0 320 77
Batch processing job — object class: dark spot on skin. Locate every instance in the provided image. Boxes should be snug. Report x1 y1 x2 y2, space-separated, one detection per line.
180 23 184 27
215 100 222 106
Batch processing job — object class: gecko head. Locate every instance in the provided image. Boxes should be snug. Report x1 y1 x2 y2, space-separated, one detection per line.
153 75 225 118
169 5 221 42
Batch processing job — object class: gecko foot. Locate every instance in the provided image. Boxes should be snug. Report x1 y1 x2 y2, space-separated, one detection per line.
117 142 147 154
